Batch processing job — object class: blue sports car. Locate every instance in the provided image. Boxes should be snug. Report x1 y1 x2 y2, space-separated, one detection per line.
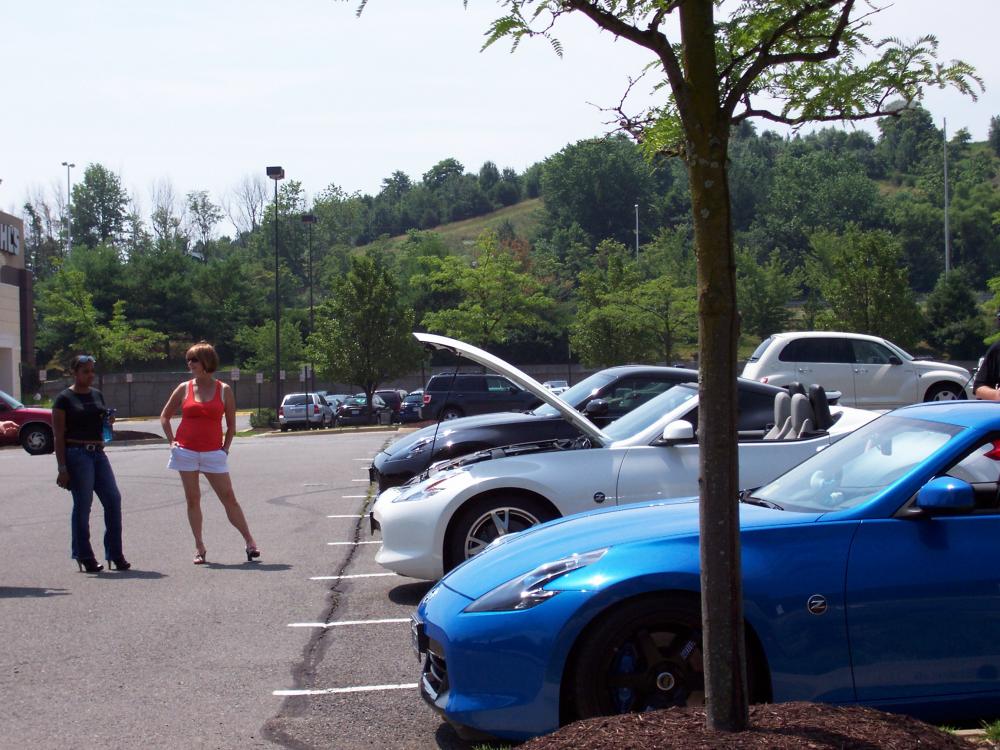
413 401 1000 741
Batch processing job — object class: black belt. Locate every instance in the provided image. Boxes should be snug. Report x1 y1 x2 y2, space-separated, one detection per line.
69 443 104 452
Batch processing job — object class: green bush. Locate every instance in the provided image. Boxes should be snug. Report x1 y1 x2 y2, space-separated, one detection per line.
250 409 276 429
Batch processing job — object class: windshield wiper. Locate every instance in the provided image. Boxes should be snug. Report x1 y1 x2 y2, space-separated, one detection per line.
738 489 784 511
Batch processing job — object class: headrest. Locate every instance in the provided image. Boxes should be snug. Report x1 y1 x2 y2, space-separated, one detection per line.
808 384 833 430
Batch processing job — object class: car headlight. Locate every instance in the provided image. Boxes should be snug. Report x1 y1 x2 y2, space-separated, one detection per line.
391 472 459 503
464 548 608 613
404 437 434 458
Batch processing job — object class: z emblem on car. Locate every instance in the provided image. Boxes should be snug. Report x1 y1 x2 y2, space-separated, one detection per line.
807 594 828 615
593 492 606 504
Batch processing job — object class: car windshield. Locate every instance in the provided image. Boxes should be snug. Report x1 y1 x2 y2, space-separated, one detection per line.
753 415 963 512
532 371 618 417
0 390 23 409
603 384 699 441
403 394 422 403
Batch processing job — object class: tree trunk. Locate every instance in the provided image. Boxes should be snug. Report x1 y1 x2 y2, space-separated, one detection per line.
679 0 748 733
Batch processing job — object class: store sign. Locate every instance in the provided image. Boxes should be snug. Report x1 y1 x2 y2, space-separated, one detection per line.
0 222 20 256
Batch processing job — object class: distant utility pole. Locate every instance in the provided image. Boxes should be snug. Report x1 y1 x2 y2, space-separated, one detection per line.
634 202 639 260
943 118 951 274
61 161 75 254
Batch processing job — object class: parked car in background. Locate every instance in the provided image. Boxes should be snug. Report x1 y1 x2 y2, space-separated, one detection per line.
370 333 877 580
324 393 350 411
336 394 392 426
375 389 406 423
742 331 971 409
398 390 424 423
278 392 332 431
371 361 702 492
413 399 1000 741
421 372 541 421
542 379 569 395
0 390 54 454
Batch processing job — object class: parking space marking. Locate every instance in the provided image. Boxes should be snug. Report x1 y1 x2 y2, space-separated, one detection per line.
327 514 363 518
287 617 410 628
351 479 370 482
353 458 374 461
309 572 397 581
341 495 366 498
273 683 418 696
327 540 381 546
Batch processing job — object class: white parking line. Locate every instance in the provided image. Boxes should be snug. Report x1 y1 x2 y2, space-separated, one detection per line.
287 618 410 628
341 495 366 499
309 572 396 581
351 479 370 482
327 514 363 518
274 683 418 696
353 458 374 461
327 541 381 546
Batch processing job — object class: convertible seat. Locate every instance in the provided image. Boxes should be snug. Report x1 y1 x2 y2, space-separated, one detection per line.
764 391 792 440
786 393 816 439
808 384 833 431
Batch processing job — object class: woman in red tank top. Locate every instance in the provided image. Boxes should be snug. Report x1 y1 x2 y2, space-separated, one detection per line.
160 342 260 565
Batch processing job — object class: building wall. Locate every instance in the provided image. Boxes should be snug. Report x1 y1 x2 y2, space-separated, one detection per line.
0 211 27 400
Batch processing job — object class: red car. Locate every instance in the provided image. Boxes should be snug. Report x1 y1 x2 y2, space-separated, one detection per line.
0 390 54 455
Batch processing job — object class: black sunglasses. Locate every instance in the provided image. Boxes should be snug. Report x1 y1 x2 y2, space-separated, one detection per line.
187 357 200 363
74 355 97 365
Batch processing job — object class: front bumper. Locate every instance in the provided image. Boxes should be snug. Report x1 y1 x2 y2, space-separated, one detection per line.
414 580 582 741
371 489 444 580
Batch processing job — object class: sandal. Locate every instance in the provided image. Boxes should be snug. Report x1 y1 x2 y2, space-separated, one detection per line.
193 550 207 565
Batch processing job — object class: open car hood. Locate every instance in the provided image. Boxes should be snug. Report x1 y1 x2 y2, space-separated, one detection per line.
414 332 609 446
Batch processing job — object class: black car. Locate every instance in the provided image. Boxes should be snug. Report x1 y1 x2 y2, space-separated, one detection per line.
370 366 699 491
336 394 392 426
419 373 541 421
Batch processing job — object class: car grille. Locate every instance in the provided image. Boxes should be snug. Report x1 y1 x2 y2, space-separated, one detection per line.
421 638 448 701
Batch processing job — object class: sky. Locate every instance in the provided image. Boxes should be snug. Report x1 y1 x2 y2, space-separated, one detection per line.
3 0 999 226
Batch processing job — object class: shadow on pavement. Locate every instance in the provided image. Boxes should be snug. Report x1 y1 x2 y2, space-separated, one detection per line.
200 562 293 572
91 569 167 580
0 586 71 598
388 580 434 606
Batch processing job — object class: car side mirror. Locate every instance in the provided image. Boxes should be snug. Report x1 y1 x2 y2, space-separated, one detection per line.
914 476 974 514
888 355 902 366
584 399 609 417
659 420 695 445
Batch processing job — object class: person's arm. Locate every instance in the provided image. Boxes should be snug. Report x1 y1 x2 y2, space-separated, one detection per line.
222 383 236 453
159 383 185 445
974 348 1000 401
52 407 69 488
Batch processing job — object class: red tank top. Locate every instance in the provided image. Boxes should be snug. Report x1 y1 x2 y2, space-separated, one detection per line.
175 379 225 452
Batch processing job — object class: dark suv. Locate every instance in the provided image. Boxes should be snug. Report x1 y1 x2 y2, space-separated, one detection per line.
420 373 540 421
371 366 699 491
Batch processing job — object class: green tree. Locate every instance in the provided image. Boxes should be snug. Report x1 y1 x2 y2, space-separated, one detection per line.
808 226 923 346
235 319 305 380
473 0 980 732
186 190 224 252
99 301 167 372
70 164 129 248
736 249 800 341
307 252 420 413
631 274 698 363
924 270 986 359
989 115 1000 158
419 231 553 347
540 135 658 246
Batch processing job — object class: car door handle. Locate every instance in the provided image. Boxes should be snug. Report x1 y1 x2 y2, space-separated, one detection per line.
796 368 811 373
854 368 867 374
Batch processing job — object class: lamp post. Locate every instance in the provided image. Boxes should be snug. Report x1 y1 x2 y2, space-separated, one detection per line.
61 161 75 254
301 213 317 393
634 202 639 260
266 166 285 413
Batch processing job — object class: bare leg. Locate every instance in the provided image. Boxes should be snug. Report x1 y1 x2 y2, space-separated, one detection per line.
204 472 257 549
179 471 206 556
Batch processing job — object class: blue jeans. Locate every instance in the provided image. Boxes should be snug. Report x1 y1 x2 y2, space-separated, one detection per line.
65 446 123 561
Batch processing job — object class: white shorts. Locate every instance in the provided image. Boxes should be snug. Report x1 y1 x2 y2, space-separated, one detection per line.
168 446 230 474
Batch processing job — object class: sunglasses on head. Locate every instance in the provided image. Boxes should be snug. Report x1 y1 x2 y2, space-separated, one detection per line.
76 355 96 365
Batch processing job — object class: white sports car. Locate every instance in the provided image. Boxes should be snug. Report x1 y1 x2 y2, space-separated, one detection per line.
370 333 879 581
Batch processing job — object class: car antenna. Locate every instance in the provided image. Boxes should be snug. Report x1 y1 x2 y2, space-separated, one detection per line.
423 347 462 477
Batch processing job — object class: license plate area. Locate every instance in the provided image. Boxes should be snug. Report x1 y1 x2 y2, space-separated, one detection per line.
410 617 428 660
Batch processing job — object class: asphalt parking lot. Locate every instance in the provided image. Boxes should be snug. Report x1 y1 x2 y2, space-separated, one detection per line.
1 427 469 749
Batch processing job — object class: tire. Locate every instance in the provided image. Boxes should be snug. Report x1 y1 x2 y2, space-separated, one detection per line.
20 424 53 455
570 598 765 720
445 494 556 572
440 406 464 421
280 426 288 433
924 382 964 402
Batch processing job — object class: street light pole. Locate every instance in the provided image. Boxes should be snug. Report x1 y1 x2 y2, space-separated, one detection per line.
266 166 285 414
634 202 639 260
943 118 951 274
301 213 318 393
61 161 75 254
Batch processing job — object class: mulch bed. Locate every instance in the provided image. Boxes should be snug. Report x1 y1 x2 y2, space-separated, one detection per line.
519 703 975 749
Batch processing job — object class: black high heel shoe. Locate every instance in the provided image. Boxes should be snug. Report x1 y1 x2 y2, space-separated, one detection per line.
246 545 261 562
76 558 104 573
106 557 131 571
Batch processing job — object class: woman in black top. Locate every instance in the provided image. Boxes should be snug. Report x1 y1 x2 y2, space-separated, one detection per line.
52 355 129 572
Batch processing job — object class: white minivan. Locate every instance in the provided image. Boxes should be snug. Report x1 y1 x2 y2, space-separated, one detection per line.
742 331 972 409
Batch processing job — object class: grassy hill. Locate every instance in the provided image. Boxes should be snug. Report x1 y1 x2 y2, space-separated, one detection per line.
370 197 545 255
